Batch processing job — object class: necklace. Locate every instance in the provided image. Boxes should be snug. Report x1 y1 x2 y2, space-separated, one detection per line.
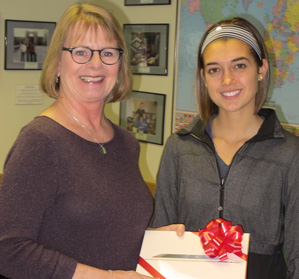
71 114 107 155
59 102 107 155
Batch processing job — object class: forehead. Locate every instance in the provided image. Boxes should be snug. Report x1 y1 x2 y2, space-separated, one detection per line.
203 38 252 60
65 22 116 46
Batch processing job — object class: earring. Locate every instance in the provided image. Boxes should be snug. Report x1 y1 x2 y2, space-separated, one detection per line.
55 76 60 90
258 74 263 81
116 77 119 85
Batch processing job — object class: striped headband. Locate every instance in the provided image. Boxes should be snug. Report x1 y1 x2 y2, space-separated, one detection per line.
201 25 262 60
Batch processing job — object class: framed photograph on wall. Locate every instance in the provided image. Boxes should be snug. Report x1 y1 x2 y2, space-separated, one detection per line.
5 20 56 70
120 91 166 145
125 0 171 5
123 24 169 75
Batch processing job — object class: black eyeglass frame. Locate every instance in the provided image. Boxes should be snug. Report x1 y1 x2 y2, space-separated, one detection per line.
62 46 124 65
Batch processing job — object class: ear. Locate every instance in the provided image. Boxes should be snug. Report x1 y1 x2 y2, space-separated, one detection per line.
56 60 61 77
258 59 269 78
200 68 207 86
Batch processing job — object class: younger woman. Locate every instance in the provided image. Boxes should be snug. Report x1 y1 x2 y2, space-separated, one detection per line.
152 17 299 279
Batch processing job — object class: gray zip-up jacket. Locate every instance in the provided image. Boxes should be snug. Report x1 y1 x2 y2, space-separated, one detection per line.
152 109 299 278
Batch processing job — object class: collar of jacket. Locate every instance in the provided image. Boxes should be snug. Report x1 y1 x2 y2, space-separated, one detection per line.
177 108 285 143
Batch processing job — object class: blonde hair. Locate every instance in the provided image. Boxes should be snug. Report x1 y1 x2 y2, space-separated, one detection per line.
196 17 270 124
40 3 132 103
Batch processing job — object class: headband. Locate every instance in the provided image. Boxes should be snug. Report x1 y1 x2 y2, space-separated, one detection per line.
201 25 262 60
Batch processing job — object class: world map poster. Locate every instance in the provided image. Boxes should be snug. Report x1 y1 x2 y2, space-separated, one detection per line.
174 0 299 134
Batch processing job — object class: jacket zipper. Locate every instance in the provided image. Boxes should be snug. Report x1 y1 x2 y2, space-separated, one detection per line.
190 132 241 219
190 133 226 217
219 178 225 218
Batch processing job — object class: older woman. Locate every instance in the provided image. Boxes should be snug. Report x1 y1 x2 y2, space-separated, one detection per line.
0 4 154 279
152 17 299 279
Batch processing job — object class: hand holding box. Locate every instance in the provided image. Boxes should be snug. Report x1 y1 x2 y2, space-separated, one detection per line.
137 220 249 279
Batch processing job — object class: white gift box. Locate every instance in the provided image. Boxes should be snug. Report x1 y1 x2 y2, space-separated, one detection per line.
136 230 249 279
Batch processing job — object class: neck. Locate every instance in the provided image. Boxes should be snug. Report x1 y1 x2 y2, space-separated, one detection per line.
58 96 107 133
212 111 263 141
56 98 110 155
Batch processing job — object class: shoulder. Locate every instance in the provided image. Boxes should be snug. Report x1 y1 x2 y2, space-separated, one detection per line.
163 130 197 156
4 117 61 172
7 116 72 160
15 117 55 142
112 122 137 141
15 116 70 148
257 110 299 160
107 123 141 159
263 109 299 147
176 115 207 140
21 116 63 133
111 122 140 149
281 128 299 150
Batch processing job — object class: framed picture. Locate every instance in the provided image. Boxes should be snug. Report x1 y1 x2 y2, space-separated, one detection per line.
125 0 171 5
123 24 169 75
120 91 166 145
5 20 56 70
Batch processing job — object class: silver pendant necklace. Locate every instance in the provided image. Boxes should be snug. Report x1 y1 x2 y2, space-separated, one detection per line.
71 114 107 155
59 102 107 155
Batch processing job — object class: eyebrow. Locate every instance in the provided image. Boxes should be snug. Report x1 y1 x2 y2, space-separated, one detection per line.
205 56 250 67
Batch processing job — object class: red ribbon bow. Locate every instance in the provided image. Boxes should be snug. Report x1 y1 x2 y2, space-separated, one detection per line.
198 218 247 261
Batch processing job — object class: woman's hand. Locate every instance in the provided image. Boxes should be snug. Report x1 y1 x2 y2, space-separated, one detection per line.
73 263 158 279
110 270 158 278
149 224 186 237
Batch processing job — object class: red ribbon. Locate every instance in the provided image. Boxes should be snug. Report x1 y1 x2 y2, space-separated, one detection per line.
138 256 166 279
198 218 247 261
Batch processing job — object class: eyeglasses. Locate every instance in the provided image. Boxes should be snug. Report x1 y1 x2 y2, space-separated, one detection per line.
62 46 124 65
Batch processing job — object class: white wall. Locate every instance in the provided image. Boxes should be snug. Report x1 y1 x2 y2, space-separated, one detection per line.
0 0 178 183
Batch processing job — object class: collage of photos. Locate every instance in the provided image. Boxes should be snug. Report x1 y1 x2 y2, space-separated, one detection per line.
120 91 165 145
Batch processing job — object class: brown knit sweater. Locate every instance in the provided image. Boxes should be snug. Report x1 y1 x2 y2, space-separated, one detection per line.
0 116 153 279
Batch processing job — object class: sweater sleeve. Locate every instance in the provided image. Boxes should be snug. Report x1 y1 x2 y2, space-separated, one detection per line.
0 128 77 279
283 144 299 279
151 134 180 227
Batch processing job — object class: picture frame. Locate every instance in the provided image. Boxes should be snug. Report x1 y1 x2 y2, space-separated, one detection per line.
123 24 169 75
5 20 56 70
125 0 171 5
120 91 166 145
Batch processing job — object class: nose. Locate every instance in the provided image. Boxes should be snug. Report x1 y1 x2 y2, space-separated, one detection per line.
222 69 235 86
88 50 103 67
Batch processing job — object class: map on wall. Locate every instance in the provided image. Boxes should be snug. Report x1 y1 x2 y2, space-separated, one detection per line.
174 0 299 133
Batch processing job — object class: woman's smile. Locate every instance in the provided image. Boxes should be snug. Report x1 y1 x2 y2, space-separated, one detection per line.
220 89 242 98
80 76 104 82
